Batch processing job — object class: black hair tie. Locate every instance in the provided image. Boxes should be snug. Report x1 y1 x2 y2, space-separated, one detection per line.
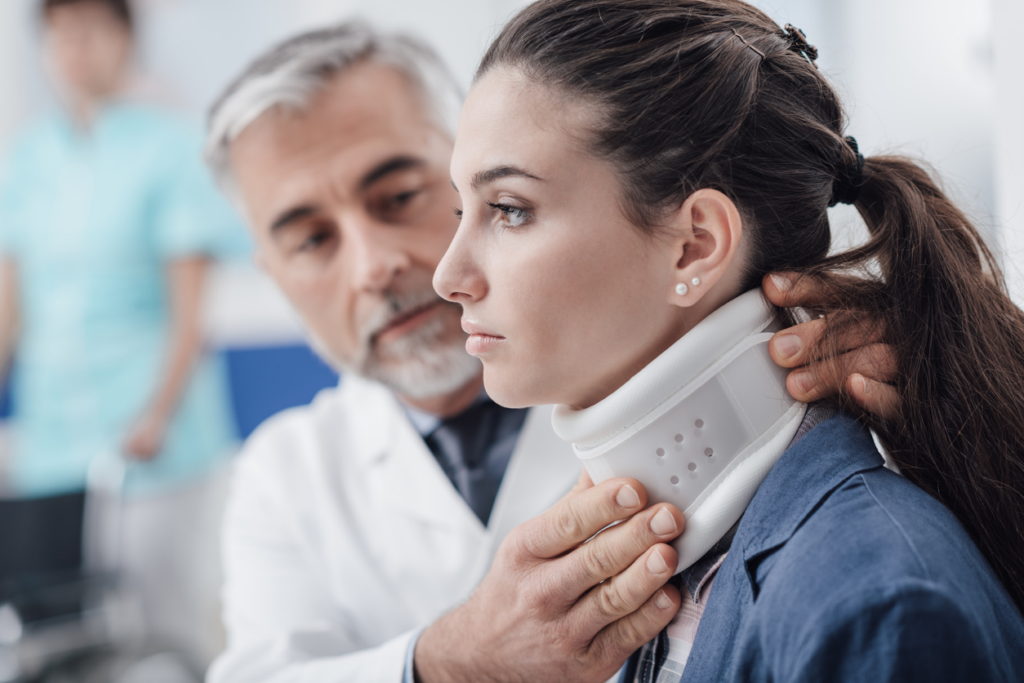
830 136 866 207
784 24 818 64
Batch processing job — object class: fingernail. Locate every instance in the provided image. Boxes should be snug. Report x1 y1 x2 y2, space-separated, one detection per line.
770 273 793 293
616 485 641 509
792 370 813 395
647 549 669 575
655 590 673 609
856 374 871 395
650 508 678 536
774 334 802 361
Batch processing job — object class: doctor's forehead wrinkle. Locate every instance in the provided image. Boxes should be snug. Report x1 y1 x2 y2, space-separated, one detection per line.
266 155 430 234
270 205 319 234
360 155 427 190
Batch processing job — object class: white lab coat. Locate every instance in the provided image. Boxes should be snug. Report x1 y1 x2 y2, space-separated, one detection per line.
207 373 581 683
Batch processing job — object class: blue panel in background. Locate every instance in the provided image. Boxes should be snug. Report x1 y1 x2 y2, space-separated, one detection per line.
222 344 340 439
0 345 340 440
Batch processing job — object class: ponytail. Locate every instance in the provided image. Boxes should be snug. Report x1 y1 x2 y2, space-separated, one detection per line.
808 156 1024 612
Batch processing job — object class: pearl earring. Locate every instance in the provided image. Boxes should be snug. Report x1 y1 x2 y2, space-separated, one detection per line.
675 283 688 296
692 277 701 287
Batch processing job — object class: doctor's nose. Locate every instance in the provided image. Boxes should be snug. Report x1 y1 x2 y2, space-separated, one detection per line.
348 224 412 293
433 229 486 305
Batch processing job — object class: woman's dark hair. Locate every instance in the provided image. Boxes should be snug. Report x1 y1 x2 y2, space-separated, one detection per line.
42 0 133 30
480 0 1024 612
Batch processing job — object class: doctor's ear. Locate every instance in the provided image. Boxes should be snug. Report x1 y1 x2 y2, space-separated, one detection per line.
665 189 744 306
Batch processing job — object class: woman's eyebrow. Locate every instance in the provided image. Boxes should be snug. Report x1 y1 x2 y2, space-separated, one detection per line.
470 165 543 192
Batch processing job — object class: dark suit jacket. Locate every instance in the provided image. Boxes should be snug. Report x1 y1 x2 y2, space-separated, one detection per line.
679 412 1024 682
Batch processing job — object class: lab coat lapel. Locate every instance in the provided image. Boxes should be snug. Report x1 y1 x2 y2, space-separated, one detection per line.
486 405 582 558
344 374 484 535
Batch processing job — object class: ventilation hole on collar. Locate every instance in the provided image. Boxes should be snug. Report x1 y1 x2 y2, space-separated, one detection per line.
674 434 684 443
670 475 680 485
656 448 665 457
695 419 704 428
705 448 714 457
687 462 697 472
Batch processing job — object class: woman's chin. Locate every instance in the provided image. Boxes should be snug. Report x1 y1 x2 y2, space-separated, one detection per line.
481 366 551 409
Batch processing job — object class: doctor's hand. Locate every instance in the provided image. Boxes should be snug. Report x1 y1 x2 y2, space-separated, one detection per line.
414 474 684 683
764 272 901 421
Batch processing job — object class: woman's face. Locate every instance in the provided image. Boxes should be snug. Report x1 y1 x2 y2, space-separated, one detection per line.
435 68 742 409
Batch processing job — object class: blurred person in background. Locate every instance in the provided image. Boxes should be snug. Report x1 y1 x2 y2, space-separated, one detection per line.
0 0 247 671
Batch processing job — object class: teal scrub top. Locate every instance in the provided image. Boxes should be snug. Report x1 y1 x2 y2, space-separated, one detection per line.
0 102 250 498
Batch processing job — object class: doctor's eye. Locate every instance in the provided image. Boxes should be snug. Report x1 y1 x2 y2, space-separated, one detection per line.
283 220 338 256
370 185 429 223
298 229 333 252
385 189 420 210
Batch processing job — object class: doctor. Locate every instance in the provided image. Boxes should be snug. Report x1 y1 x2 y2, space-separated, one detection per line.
203 23 897 683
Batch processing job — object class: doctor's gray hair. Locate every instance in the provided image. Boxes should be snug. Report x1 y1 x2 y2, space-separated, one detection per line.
204 22 463 201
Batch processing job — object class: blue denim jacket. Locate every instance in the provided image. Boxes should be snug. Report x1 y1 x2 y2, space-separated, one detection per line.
661 412 1024 682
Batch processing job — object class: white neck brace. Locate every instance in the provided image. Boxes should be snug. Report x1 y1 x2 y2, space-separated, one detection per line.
551 290 807 572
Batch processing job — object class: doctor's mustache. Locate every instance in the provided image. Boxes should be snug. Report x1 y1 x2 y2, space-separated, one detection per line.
363 288 461 348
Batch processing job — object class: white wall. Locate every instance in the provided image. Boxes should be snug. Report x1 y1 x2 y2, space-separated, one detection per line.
824 0 995 250
299 0 525 90
994 0 1024 305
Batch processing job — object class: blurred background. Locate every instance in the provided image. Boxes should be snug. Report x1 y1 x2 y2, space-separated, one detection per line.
0 0 1018 681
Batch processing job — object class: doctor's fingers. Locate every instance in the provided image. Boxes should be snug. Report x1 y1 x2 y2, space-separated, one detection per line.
517 477 651 560
769 315 887 370
847 373 902 422
549 502 685 601
587 582 682 669
569 543 680 641
763 270 869 310
570 469 595 495
786 343 898 405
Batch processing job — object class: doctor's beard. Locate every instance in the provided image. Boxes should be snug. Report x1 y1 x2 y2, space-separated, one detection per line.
309 289 482 400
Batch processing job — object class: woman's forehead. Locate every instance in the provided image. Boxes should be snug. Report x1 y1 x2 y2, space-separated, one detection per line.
453 68 603 184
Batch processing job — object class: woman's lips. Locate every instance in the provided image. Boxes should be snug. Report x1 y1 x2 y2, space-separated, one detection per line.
462 319 505 356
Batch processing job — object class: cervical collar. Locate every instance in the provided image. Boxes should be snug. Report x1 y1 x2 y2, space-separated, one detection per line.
551 290 806 572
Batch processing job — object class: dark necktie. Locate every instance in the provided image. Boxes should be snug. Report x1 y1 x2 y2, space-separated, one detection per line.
423 399 528 526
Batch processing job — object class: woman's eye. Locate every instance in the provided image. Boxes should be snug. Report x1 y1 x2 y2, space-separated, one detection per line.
488 202 530 228
453 207 464 220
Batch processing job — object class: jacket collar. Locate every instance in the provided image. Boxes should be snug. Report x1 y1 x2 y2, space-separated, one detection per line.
340 373 484 532
340 373 406 465
736 412 886 568
338 373 581 540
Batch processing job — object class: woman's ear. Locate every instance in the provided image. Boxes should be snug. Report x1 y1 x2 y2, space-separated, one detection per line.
664 189 744 307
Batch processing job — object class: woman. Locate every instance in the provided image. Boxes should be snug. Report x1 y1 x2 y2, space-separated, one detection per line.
434 0 1024 679
0 0 244 665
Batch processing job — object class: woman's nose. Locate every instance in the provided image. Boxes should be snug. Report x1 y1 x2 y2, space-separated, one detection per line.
433 226 487 305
